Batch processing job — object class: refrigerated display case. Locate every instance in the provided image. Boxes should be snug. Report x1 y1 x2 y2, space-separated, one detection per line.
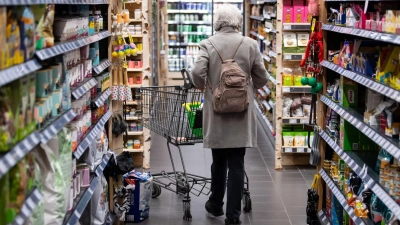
165 0 244 73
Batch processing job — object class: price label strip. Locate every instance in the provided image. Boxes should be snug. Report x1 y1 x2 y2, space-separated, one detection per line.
321 96 400 161
71 78 99 100
12 188 43 225
0 59 42 87
73 111 112 159
94 59 111 74
95 154 111 177
65 177 99 225
0 132 41 179
40 109 77 144
95 88 112 107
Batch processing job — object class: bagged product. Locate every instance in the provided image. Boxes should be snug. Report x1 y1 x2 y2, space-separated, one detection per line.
36 136 68 224
283 68 293 86
375 148 392 172
283 132 294 146
124 171 153 223
8 160 28 222
282 95 293 117
18 6 36 60
92 175 109 224
290 94 302 110
294 133 306 147
292 106 304 117
24 152 45 225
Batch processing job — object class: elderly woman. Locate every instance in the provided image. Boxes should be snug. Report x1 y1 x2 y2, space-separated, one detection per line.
191 4 269 225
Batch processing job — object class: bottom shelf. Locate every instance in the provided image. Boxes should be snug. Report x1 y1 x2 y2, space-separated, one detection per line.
317 210 332 225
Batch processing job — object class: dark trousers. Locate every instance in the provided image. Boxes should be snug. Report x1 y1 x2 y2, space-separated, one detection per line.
209 148 246 219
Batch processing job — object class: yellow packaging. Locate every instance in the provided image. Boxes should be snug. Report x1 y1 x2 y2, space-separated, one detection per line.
0 7 6 70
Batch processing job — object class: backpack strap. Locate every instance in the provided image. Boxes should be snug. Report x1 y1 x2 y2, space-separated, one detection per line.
208 37 245 62
229 37 245 59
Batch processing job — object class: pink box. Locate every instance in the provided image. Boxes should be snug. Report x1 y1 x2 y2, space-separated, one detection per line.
138 60 143 68
128 61 135 68
129 77 134 85
292 0 304 6
294 6 305 23
283 0 292 6
283 7 294 23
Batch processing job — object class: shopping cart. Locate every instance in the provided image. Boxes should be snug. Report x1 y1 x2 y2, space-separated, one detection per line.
141 69 252 220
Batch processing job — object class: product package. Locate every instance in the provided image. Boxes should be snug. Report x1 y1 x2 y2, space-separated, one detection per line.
340 76 358 107
124 171 153 223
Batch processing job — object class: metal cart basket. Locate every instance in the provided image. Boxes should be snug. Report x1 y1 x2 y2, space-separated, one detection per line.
141 69 252 220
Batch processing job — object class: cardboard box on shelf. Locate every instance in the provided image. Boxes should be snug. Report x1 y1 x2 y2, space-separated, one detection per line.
340 117 359 151
340 76 358 107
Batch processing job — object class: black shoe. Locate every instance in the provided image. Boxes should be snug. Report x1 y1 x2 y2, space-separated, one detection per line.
225 218 242 225
205 200 224 217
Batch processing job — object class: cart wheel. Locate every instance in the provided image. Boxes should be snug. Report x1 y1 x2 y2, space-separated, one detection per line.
243 191 252 213
183 197 192 221
152 184 162 198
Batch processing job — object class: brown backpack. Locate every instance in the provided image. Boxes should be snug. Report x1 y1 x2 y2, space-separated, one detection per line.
208 37 249 113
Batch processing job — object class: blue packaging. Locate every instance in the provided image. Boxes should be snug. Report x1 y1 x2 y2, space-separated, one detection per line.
123 171 153 223
331 194 343 225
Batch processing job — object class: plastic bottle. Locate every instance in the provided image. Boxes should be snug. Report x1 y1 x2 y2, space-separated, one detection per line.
200 99 204 109
97 11 103 30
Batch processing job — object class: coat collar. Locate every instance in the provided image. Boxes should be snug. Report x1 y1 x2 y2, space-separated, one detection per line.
216 27 240 34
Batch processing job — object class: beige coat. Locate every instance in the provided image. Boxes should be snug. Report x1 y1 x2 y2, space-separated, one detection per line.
191 27 269 149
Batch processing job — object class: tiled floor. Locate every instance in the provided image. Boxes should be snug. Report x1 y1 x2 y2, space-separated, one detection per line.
141 123 316 225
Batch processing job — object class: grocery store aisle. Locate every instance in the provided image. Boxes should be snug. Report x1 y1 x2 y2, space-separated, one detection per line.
141 123 315 225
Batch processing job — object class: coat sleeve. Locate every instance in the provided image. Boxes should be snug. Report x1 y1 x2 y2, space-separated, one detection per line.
191 41 209 88
250 40 269 89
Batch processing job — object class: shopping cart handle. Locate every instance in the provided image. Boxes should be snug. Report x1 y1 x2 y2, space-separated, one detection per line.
181 69 195 89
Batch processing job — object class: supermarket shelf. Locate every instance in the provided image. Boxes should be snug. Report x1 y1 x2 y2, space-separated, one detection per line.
322 24 400 45
269 51 277 58
123 146 144 153
128 84 142 88
95 153 111 177
1 0 108 5
36 31 110 60
40 109 77 144
269 76 277 85
283 53 303 61
123 34 143 38
282 117 309 124
319 169 374 225
168 31 212 35
251 0 277 4
268 100 275 108
282 147 311 153
168 10 210 13
320 95 400 160
74 111 112 159
12 188 43 225
264 12 276 19
250 31 259 37
262 100 271 111
263 39 271 46
71 78 98 100
262 86 271 95
63 176 99 225
283 23 311 31
167 42 200 46
255 99 273 132
125 100 139 105
105 213 116 225
319 129 400 220
93 88 112 107
126 116 140 120
93 59 111 74
250 15 265 21
0 59 42 87
282 86 311 93
126 131 144 135
258 89 267 97
127 68 143 72
320 60 400 102
317 210 332 225
167 21 212 25
264 27 277 33
262 53 271 62
0 131 41 179
129 19 142 22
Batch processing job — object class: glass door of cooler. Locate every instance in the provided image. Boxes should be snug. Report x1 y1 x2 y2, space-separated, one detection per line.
166 0 244 72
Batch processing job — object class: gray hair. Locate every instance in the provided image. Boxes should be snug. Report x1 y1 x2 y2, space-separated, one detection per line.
213 4 242 31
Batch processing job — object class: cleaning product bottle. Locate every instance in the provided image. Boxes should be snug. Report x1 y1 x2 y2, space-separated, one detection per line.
200 99 204 109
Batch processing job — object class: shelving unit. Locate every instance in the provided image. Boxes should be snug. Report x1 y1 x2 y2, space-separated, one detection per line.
162 0 244 85
0 1 116 224
314 1 400 224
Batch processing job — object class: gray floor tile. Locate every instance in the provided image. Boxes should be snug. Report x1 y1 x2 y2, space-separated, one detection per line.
290 215 308 225
147 125 307 224
286 206 306 216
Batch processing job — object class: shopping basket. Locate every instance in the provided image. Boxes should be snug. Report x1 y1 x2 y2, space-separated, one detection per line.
141 69 252 221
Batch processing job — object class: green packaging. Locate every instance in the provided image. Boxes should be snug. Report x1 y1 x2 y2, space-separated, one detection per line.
35 69 51 98
340 76 358 107
17 76 30 141
27 73 37 133
339 117 359 151
0 173 9 224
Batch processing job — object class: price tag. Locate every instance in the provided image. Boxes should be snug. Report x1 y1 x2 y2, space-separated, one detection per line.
284 25 291 30
283 87 290 92
285 148 293 152
297 148 305 152
284 54 291 60
289 119 297 124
